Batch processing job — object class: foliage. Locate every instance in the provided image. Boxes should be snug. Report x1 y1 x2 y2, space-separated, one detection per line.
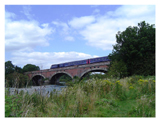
107 60 128 79
5 61 40 74
5 75 155 117
5 72 30 88
59 74 72 82
128 95 155 117
22 64 40 72
5 61 39 88
5 91 23 117
5 61 23 75
5 61 15 75
109 21 155 76
89 73 107 79
15 66 23 73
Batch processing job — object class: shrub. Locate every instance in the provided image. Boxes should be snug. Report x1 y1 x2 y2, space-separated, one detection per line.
107 60 128 79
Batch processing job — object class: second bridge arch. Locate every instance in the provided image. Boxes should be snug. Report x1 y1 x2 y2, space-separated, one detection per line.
50 72 73 85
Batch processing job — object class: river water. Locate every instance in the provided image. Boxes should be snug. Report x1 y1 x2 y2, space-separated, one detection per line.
6 85 67 97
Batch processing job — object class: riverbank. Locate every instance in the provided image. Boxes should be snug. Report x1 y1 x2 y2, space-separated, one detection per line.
5 75 155 117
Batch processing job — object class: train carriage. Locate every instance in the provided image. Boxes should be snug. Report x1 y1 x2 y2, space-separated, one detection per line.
50 56 110 69
89 56 110 64
50 64 59 69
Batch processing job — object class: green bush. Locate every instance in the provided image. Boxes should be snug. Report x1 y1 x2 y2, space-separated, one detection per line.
107 60 128 79
5 94 23 117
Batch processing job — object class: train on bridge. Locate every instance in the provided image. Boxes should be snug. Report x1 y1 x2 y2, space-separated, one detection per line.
50 56 111 69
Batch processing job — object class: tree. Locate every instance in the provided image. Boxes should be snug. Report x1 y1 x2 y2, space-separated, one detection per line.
5 61 34 88
107 60 128 79
5 72 30 88
15 66 23 73
109 21 155 76
22 64 40 72
5 61 15 75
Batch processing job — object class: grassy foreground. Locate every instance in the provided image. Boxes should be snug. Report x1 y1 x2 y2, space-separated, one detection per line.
5 75 155 117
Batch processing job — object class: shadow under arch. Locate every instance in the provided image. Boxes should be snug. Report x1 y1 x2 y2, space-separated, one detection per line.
80 68 108 80
50 71 73 85
31 74 45 86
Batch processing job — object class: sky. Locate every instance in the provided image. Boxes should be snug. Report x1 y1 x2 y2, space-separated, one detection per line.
5 5 155 69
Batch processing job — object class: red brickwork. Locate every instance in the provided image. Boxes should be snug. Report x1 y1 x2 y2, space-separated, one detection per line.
25 61 110 80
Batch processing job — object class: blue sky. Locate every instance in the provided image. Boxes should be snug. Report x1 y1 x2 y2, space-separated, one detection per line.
5 5 155 69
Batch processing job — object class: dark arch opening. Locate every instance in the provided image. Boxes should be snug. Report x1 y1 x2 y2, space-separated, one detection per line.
32 75 45 86
80 69 107 81
50 73 72 85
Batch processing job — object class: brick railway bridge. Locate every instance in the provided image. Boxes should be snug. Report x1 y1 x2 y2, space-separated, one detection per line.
25 61 110 86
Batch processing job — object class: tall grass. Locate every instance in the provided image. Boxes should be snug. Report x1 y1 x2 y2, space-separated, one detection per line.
5 75 155 117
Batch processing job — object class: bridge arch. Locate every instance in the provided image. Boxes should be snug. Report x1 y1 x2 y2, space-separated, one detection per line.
31 74 46 86
80 68 108 80
50 71 73 84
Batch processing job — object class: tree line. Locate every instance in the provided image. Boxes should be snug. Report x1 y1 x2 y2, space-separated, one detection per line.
5 61 40 75
5 61 40 88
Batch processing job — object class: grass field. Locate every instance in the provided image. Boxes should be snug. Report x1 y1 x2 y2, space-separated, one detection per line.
5 75 155 117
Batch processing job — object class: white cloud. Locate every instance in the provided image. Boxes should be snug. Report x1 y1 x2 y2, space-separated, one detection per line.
52 21 77 42
107 5 155 19
52 21 70 35
93 9 100 14
49 5 155 51
11 51 94 69
68 5 155 50
5 11 16 20
64 36 74 41
21 5 33 20
5 11 54 52
68 16 95 29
